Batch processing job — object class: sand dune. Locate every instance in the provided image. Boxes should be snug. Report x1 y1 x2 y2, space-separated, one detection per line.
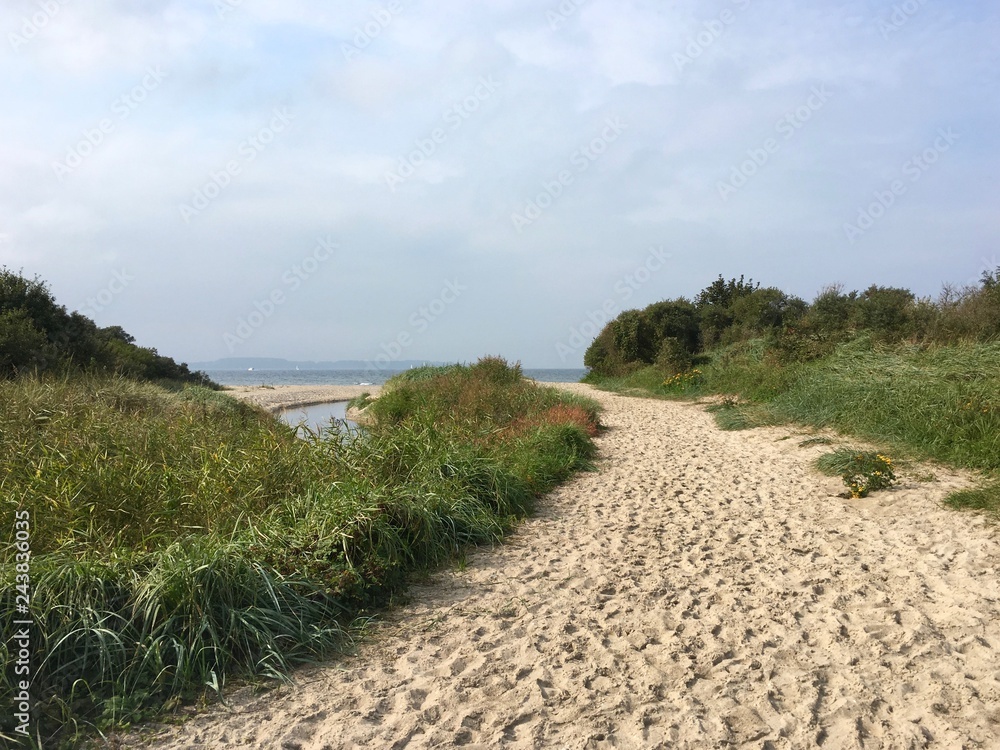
139 384 1000 749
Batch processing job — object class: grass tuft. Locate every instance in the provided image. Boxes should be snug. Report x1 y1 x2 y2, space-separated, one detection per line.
945 483 1000 513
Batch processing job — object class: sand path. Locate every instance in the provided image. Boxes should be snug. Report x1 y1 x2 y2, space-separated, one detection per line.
140 385 1000 749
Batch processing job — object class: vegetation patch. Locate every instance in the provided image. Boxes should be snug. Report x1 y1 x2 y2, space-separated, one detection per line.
1 268 213 386
704 400 778 432
945 483 1000 514
0 357 599 745
660 368 704 393
817 449 897 498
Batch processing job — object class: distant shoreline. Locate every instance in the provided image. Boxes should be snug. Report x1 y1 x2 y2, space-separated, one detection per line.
205 367 588 389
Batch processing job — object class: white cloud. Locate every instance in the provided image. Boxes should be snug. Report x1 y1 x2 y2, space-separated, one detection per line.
1 0 997 366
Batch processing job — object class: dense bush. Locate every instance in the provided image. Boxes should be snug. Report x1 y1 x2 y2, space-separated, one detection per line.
583 298 699 376
0 268 213 386
584 269 1000 378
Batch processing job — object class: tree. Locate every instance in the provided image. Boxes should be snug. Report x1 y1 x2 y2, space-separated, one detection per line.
643 299 700 354
696 275 760 347
807 285 857 333
730 288 807 336
695 274 759 309
611 309 652 364
0 267 215 385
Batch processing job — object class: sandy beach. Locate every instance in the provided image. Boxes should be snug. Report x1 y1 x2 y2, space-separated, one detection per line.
139 384 1000 748
224 384 382 413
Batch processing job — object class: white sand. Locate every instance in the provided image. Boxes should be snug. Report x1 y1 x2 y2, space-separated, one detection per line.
223 385 382 413
138 384 1000 748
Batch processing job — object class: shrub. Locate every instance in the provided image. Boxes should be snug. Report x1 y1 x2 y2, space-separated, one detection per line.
654 337 693 374
661 368 703 392
853 285 915 341
0 267 214 386
818 450 897 498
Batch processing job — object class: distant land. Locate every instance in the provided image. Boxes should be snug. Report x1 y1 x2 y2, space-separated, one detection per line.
189 357 450 371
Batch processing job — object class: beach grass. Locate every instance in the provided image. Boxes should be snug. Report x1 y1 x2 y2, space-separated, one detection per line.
0 358 599 746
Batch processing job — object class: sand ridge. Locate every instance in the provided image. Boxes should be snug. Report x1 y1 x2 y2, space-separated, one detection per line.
138 384 1000 749
223 385 382 413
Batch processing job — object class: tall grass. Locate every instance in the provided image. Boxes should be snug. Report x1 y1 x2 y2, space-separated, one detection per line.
0 376 330 558
767 340 1000 470
0 358 599 745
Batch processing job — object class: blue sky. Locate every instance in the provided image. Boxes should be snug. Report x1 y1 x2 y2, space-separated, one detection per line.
1 0 997 368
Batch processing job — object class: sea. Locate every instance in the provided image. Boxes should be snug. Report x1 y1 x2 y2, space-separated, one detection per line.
205 368 588 387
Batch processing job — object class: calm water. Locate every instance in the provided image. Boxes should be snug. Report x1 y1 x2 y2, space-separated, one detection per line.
206 368 588 387
279 401 357 436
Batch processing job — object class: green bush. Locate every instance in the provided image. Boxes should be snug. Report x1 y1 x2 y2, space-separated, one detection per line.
817 449 897 498
0 268 213 386
583 270 1000 379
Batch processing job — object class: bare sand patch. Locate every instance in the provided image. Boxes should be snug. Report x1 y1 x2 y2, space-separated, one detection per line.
137 384 1000 748
224 384 381 413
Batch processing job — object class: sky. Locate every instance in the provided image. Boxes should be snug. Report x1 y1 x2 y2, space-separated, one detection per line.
1 0 997 369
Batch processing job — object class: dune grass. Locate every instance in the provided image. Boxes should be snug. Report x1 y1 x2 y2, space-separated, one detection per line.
767 340 1000 470
0 358 599 746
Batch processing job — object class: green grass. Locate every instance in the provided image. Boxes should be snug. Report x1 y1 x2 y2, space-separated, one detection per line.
945 483 1000 513
346 391 374 410
588 339 1000 470
703 400 779 431
1 376 332 559
816 449 870 477
768 340 1000 470
0 358 600 745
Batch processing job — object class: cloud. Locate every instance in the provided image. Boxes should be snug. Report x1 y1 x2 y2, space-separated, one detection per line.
1 0 997 367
